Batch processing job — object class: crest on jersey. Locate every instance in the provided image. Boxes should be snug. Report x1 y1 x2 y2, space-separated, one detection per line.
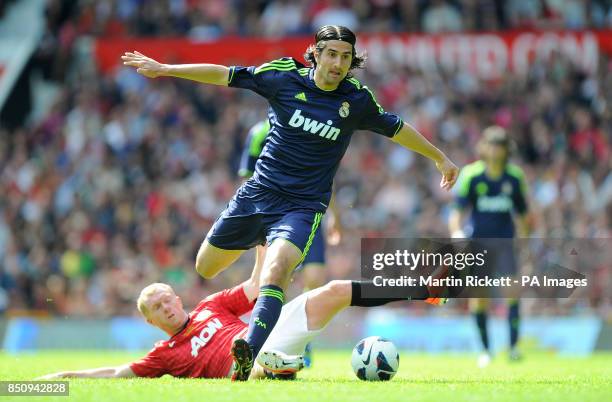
339 101 350 118
502 181 512 195
194 309 213 322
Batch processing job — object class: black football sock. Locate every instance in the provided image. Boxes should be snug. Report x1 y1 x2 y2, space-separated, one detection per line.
246 285 284 358
349 281 428 307
508 300 520 349
474 310 490 352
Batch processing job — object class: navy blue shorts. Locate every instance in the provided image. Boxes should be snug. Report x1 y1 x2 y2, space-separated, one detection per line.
206 182 324 262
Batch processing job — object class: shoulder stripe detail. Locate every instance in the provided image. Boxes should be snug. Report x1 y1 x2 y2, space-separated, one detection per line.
265 59 295 67
506 163 529 196
462 161 487 177
506 163 525 179
256 65 296 74
363 85 384 114
298 68 309 76
255 59 296 74
457 160 486 197
261 58 295 65
255 60 295 69
347 77 361 89
228 66 236 84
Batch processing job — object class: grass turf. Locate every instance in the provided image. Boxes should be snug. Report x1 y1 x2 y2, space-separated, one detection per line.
0 351 610 402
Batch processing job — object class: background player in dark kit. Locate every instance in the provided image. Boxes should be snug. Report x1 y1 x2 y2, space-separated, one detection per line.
449 126 530 367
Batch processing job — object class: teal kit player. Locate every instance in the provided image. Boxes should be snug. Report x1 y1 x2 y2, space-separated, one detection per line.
449 126 530 367
123 25 459 380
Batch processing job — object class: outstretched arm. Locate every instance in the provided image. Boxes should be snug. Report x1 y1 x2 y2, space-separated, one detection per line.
392 122 459 190
37 365 136 379
121 51 230 85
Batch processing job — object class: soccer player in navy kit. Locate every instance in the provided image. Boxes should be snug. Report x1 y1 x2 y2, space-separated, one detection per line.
238 119 341 291
449 126 530 367
239 119 342 367
123 25 459 380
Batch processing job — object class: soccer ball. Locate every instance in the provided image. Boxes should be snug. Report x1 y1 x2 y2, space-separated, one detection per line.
351 336 399 381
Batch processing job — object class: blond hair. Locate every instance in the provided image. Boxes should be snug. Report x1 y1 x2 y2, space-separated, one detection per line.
137 283 174 318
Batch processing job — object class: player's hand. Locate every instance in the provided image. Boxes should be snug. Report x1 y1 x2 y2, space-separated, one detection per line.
121 51 167 78
436 157 459 191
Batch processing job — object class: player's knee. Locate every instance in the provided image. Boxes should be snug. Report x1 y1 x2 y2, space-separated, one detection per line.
261 244 301 285
323 280 351 303
195 248 218 279
260 260 292 285
195 258 217 279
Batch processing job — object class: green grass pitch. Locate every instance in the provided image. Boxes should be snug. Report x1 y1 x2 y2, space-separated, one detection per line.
1 351 610 402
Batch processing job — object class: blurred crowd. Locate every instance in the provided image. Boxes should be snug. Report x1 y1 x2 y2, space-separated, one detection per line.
41 0 612 39
0 0 610 318
34 0 612 81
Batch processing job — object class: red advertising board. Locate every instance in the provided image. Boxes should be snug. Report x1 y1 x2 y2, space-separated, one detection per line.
96 30 612 79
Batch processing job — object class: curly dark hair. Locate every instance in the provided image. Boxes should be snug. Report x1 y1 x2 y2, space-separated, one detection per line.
304 25 367 74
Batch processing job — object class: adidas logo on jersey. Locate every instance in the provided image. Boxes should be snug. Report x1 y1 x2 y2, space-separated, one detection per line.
295 92 307 102
288 109 340 141
190 318 223 357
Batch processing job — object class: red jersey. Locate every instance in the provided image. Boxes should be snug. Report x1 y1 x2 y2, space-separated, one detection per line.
130 285 254 378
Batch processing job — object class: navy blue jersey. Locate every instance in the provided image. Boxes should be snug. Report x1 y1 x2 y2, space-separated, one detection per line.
454 161 528 238
228 57 403 209
238 120 270 178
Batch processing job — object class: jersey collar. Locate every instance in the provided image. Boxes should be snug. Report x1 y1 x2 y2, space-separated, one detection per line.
170 316 191 338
